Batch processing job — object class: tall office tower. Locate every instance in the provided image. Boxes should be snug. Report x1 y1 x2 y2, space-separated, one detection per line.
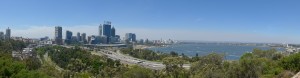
87 36 92 44
125 33 137 42
65 30 73 44
132 33 136 42
125 33 132 41
103 21 112 44
111 27 116 37
5 27 11 40
81 33 86 43
0 32 4 40
103 21 111 37
145 38 149 44
55 26 63 45
115 35 120 42
99 24 102 36
77 32 81 41
139 39 144 44
66 30 73 40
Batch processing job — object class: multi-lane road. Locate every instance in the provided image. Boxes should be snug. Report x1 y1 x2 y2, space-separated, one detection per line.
54 45 190 70
92 49 190 70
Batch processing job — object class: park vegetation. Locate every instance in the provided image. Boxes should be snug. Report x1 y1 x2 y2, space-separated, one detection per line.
1 39 300 78
0 40 48 78
121 48 300 78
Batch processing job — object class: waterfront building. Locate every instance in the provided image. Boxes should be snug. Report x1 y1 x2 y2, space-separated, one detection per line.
115 35 121 42
0 32 4 40
40 36 49 41
132 33 136 42
81 33 87 44
71 36 77 42
77 32 81 41
65 30 73 44
111 27 116 37
103 21 112 43
5 27 11 40
103 21 112 37
139 39 144 44
145 38 149 44
125 33 132 41
87 36 92 44
90 35 102 44
55 26 63 45
125 33 137 42
66 30 73 40
99 24 102 36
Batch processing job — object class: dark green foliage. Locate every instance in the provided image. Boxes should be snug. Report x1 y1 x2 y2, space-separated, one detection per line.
189 48 289 78
121 48 172 61
191 53 225 78
122 65 155 78
0 54 48 78
44 46 128 77
2 39 300 78
161 57 190 78
0 40 47 78
0 40 27 54
12 69 49 78
280 52 300 72
24 57 42 70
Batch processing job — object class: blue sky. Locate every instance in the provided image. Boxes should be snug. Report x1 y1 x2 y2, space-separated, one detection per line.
0 0 300 43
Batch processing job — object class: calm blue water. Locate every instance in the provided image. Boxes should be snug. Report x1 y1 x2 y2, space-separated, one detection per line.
148 43 284 60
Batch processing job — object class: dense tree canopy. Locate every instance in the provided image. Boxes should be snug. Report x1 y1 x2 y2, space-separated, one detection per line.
1 39 300 78
0 40 48 78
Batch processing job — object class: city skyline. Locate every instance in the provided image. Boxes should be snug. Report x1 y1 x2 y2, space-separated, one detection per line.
0 0 300 43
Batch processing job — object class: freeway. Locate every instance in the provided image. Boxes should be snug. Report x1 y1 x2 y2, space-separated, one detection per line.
58 45 190 70
93 49 190 70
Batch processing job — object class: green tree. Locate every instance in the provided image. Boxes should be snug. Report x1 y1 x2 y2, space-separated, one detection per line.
279 53 300 72
122 65 155 78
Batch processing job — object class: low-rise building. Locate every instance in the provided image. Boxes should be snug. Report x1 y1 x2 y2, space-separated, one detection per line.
12 48 35 60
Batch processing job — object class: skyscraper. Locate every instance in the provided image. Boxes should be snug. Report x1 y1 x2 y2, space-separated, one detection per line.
0 32 4 40
125 33 137 42
65 30 73 44
66 30 73 40
77 32 81 41
5 27 11 40
125 33 132 41
55 26 63 45
111 27 116 37
99 24 102 36
103 21 111 37
81 33 86 43
103 21 112 44
132 33 136 42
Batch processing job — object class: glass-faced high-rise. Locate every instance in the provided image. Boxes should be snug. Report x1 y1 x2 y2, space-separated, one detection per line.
5 27 10 40
66 30 72 40
125 33 136 42
81 33 86 43
77 32 81 41
65 30 72 44
132 33 136 42
99 24 102 36
102 21 112 44
0 32 4 40
111 27 116 37
103 21 111 37
55 26 63 45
